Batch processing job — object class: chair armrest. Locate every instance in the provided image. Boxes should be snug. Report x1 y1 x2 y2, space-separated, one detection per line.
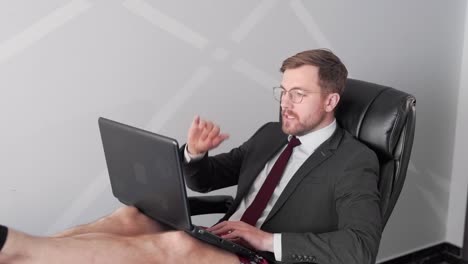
188 195 234 216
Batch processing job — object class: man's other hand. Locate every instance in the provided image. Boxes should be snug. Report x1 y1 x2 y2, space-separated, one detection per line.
187 115 229 155
207 221 273 252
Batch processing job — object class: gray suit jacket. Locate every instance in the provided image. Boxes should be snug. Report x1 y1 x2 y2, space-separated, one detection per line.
183 122 382 264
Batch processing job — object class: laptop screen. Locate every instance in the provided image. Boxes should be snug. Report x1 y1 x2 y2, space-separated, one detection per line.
98 117 192 231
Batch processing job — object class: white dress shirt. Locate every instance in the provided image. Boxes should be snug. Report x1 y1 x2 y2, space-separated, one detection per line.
184 120 337 261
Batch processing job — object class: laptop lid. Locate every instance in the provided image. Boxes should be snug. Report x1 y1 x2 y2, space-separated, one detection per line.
98 117 269 261
98 117 192 231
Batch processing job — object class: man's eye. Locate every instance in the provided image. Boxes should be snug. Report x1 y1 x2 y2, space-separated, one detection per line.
292 91 305 97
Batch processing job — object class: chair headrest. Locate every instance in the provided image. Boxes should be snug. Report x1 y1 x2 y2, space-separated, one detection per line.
336 79 416 159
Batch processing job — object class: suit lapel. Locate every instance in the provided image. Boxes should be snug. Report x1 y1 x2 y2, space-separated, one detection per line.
230 133 288 215
263 127 344 224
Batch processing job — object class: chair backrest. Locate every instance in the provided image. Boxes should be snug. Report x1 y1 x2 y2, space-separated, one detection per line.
335 78 416 227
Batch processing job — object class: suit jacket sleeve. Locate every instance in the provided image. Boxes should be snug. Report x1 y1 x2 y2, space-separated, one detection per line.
281 148 382 264
182 123 269 193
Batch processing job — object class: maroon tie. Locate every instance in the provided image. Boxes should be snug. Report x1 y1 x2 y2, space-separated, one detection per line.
240 136 301 226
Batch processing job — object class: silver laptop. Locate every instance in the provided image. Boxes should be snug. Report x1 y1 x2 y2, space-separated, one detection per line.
98 117 265 261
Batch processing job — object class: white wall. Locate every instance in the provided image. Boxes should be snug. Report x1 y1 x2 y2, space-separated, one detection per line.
446 1 468 248
0 0 466 262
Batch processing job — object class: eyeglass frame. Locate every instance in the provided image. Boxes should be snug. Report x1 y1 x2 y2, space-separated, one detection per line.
272 86 323 104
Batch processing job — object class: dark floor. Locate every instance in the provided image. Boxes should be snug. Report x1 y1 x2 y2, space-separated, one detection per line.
378 243 467 264
395 260 468 264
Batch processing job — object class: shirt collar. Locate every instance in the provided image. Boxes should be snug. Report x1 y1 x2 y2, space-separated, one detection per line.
288 119 337 157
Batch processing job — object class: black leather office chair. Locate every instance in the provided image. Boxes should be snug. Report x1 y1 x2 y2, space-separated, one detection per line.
188 78 416 228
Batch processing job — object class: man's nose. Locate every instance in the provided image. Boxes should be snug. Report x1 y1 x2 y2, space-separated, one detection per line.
280 94 293 108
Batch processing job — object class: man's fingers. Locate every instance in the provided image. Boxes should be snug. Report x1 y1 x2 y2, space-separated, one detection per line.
211 133 229 148
207 221 226 232
208 222 234 235
198 120 209 140
209 226 230 235
221 230 252 249
188 115 200 134
198 119 206 130
187 116 201 153
189 118 205 140
188 117 228 153
221 230 241 240
192 115 200 127
200 121 214 141
196 120 210 148
206 125 221 141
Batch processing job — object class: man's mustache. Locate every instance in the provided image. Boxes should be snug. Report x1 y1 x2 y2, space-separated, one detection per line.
282 110 298 119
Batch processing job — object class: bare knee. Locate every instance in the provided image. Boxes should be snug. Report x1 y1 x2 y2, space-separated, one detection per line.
137 231 240 263
150 231 197 256
113 206 140 220
168 231 198 254
107 206 143 233
127 231 193 263
108 206 137 227
107 206 166 236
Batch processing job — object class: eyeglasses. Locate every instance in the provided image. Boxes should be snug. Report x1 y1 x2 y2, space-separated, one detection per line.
273 87 321 104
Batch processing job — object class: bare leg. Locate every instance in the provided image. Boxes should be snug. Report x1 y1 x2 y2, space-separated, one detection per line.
38 233 156 264
2 228 239 264
54 206 169 237
133 230 240 264
2 230 170 264
46 207 241 263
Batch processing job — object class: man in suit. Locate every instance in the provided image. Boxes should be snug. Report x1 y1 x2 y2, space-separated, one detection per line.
0 49 381 264
182 49 382 263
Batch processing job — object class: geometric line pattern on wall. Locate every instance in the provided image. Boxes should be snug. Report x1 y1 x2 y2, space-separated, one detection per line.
47 0 335 232
123 0 209 50
123 0 281 87
46 66 214 234
146 66 214 132
0 0 92 64
232 58 278 90
46 170 109 234
290 0 333 51
230 0 281 43
290 0 353 79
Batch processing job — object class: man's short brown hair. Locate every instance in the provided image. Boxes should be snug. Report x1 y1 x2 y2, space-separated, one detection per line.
280 49 348 95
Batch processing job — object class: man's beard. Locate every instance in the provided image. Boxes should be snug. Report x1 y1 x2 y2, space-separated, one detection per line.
281 110 304 136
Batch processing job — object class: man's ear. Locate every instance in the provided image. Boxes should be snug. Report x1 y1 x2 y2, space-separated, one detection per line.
324 93 340 113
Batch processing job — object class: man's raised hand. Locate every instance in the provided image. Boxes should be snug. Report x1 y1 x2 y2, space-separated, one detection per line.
187 116 229 155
